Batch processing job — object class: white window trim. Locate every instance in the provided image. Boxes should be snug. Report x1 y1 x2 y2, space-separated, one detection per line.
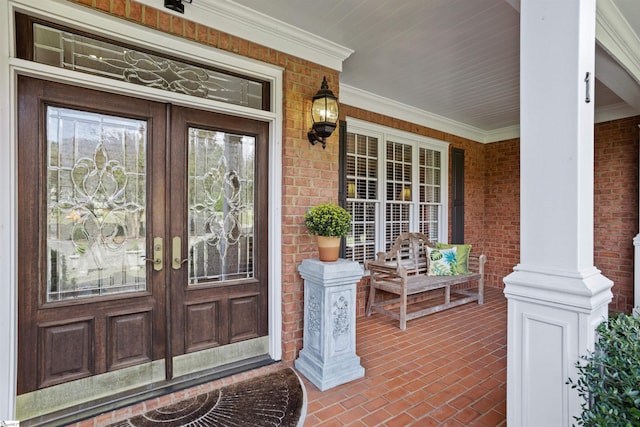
0 0 284 417
346 117 450 256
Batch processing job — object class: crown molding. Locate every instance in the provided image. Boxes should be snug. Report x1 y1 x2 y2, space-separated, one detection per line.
340 84 522 143
596 0 640 85
133 0 353 71
484 125 521 143
340 84 486 143
595 102 639 123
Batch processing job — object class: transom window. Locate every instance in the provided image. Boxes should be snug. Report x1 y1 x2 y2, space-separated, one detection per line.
344 118 449 265
16 13 270 111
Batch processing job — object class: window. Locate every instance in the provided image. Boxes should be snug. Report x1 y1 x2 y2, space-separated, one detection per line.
343 118 449 265
16 13 270 111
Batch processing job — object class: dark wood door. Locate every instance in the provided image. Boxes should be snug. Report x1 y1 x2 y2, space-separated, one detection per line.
17 76 168 394
168 106 269 363
17 77 269 398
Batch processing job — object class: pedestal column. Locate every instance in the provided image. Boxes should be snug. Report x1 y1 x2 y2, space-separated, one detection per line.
295 259 365 391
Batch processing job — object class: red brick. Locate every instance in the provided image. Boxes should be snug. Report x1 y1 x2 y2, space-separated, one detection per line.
127 0 142 22
111 0 126 16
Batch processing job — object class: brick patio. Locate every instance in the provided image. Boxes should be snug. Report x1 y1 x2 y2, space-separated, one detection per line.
72 286 506 427
301 286 507 426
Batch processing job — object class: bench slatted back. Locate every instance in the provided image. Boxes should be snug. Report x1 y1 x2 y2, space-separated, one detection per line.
388 232 433 275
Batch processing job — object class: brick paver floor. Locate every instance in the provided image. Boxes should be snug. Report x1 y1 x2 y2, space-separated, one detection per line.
71 287 506 427
302 286 507 426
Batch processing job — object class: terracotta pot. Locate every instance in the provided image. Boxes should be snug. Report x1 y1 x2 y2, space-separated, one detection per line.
316 235 341 262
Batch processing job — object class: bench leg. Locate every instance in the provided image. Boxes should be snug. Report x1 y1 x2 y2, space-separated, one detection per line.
366 282 376 316
478 276 484 305
399 288 407 330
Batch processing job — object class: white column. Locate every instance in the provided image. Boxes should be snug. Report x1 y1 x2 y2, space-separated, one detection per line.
504 0 613 426
635 124 640 317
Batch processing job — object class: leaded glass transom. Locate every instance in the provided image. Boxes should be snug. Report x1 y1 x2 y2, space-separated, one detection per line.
32 23 266 110
47 107 147 301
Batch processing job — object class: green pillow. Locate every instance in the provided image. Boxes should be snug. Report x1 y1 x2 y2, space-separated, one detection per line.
436 242 472 274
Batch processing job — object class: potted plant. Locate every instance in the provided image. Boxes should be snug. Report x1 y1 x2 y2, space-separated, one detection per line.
568 313 640 426
304 203 352 262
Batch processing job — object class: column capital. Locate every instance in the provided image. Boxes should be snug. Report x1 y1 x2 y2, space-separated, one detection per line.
504 267 612 312
297 258 364 287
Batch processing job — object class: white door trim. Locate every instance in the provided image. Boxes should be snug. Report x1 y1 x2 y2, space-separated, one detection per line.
0 0 283 419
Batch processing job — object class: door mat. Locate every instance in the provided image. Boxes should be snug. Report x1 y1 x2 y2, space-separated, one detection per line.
108 368 305 427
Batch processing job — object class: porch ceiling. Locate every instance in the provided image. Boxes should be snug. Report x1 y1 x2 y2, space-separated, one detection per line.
227 0 640 138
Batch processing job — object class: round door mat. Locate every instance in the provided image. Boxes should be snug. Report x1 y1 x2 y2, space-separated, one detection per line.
109 368 305 427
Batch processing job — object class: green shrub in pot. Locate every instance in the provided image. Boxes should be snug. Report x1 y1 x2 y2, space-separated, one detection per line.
568 313 640 426
303 203 351 237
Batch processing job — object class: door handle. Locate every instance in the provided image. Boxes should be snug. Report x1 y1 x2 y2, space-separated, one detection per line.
144 237 163 271
172 236 188 270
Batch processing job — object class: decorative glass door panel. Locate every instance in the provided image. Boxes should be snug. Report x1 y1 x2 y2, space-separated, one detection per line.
46 107 147 301
188 128 255 284
170 106 269 357
17 77 166 397
18 77 269 416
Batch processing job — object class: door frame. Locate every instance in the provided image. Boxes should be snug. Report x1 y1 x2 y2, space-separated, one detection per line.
0 0 283 419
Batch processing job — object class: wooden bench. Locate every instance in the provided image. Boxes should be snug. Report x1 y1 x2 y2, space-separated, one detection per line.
365 232 486 330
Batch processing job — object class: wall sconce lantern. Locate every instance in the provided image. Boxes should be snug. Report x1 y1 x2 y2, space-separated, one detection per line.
308 76 339 149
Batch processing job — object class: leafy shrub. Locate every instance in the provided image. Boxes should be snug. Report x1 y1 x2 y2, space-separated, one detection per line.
304 203 351 237
569 314 640 426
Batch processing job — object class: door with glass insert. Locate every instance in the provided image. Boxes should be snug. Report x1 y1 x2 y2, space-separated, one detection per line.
168 107 269 369
17 77 269 405
17 77 167 395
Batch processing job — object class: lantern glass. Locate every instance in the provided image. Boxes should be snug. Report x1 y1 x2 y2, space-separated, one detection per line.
311 96 339 125
307 77 339 148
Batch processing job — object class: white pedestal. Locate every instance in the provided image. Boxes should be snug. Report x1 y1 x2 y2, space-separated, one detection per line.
634 234 640 317
295 258 365 391
504 268 612 426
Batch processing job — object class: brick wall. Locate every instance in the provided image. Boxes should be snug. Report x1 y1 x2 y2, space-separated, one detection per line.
594 117 640 313
484 139 520 289
483 117 640 313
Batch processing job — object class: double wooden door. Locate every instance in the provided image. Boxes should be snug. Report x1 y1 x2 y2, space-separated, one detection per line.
17 76 269 398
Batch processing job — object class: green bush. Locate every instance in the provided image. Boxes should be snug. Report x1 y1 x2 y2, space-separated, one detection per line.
569 314 640 426
304 203 351 237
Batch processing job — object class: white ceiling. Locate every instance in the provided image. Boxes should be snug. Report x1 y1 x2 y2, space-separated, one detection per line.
210 0 640 138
